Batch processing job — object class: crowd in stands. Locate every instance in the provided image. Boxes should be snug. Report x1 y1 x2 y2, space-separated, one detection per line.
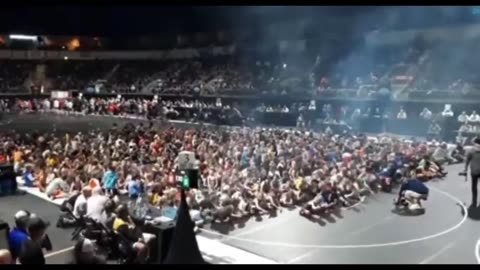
0 61 35 93
5 96 479 140
0 47 477 101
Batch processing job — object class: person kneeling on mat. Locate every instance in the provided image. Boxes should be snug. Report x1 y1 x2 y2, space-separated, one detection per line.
394 172 429 211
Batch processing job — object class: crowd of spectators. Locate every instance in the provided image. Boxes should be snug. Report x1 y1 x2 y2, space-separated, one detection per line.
4 96 477 142
1 94 475 264
0 61 35 93
0 46 477 101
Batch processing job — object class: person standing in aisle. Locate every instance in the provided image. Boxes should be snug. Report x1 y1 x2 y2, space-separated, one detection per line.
464 137 480 207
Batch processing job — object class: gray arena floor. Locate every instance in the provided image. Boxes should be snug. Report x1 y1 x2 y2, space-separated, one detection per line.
200 165 477 264
0 114 479 264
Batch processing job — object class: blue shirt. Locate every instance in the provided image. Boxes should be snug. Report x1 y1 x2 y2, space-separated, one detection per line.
23 171 34 187
400 179 429 195
9 227 29 258
327 152 337 162
162 206 178 220
102 170 118 190
127 180 141 198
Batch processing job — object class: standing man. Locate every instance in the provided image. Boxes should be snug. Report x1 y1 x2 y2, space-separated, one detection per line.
465 137 480 207
18 215 50 265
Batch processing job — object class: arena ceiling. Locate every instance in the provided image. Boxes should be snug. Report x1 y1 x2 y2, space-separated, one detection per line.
0 6 478 36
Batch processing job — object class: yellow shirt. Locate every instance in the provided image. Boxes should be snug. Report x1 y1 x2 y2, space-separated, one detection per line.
112 217 133 232
294 177 304 190
148 192 161 206
46 157 58 167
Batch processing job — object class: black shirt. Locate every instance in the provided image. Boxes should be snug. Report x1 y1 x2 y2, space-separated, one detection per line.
19 238 45 265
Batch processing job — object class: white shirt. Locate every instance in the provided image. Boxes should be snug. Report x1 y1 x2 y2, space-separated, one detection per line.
420 110 432 120
469 114 480 122
442 110 454 117
45 177 67 196
458 114 467 123
43 99 51 109
86 195 109 222
73 194 87 218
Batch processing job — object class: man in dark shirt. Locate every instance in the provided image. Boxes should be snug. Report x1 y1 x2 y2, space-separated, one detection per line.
18 215 49 265
465 137 480 207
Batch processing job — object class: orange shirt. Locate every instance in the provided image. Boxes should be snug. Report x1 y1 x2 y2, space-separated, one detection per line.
13 151 23 163
88 178 100 189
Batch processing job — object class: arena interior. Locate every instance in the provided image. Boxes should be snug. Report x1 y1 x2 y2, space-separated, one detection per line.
1 5 480 265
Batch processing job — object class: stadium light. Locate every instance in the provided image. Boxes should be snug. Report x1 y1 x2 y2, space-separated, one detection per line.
9 34 38 41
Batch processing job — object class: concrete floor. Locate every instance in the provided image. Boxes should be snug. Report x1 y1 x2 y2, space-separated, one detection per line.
0 114 479 264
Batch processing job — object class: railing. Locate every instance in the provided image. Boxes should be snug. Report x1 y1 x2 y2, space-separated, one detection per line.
2 87 480 107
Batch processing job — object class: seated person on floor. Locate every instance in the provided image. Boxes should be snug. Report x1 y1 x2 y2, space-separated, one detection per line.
300 182 338 217
101 199 117 229
86 187 109 223
336 174 362 206
147 183 163 207
161 200 179 220
251 190 278 215
22 165 35 188
34 164 47 192
102 163 119 197
112 204 156 263
351 172 374 196
69 175 83 194
56 190 85 228
378 162 398 193
209 203 235 223
45 171 70 199
432 143 455 165
127 174 143 199
394 172 429 211
450 143 466 163
279 187 295 208
56 192 82 228
358 164 380 191
417 156 447 180
231 195 250 219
